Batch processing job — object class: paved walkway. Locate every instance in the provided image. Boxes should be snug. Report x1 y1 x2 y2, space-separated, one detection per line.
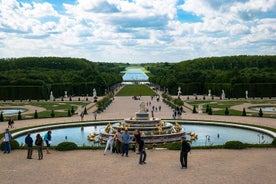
0 95 276 184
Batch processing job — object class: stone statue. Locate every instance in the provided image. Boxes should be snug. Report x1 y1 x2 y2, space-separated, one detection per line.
245 90 248 99
64 91 68 98
93 88 97 98
50 91 54 101
208 89 211 97
221 90 225 100
177 86 182 97
139 102 146 113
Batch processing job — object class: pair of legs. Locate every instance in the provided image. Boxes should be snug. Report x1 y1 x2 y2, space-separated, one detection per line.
27 147 33 159
3 142 11 153
139 150 147 164
116 141 121 153
46 141 51 154
104 140 113 155
121 143 129 156
37 146 43 160
180 152 188 168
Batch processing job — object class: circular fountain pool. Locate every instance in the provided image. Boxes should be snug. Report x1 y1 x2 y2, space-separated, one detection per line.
14 120 275 147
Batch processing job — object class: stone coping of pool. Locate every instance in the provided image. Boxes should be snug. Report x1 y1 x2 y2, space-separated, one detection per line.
11 119 276 139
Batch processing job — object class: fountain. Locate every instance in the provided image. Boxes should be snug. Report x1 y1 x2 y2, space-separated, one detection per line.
98 102 196 144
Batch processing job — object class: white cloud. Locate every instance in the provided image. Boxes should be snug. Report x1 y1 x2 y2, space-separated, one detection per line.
0 0 275 63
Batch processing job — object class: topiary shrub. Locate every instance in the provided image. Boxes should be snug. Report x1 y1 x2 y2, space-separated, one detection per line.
258 108 263 117
1 140 20 150
272 138 276 147
192 105 197 113
242 108 246 116
56 142 78 151
165 142 181 150
224 141 246 149
34 110 38 119
224 107 229 115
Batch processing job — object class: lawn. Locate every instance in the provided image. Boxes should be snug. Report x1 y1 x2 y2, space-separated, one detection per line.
0 101 89 120
186 99 276 118
116 84 157 96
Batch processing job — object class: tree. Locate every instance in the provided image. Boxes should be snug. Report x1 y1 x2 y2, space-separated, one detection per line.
71 106 75 114
205 104 209 113
258 108 263 117
208 107 213 115
51 109 55 118
67 109 71 117
34 110 38 119
242 108 246 116
84 107 88 115
18 111 22 120
192 105 197 113
0 112 4 122
224 107 229 115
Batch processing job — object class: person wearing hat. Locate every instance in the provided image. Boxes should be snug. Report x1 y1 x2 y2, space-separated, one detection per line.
139 136 147 165
180 136 191 169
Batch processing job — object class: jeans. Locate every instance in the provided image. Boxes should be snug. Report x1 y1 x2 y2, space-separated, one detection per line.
3 142 11 153
139 150 147 163
27 147 33 159
122 143 129 156
37 146 43 159
180 151 188 167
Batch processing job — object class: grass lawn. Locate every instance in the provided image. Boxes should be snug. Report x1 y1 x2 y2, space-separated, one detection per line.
116 84 157 96
186 100 276 118
0 101 89 120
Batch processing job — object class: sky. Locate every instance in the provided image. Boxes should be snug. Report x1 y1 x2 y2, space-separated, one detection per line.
0 0 275 63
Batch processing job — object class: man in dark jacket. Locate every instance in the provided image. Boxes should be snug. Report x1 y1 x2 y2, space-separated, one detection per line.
25 132 33 159
180 136 191 169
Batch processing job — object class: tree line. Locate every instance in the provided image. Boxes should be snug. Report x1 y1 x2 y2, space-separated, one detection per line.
0 57 128 100
145 55 276 98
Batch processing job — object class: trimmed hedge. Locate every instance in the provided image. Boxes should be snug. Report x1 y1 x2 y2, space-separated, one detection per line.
224 141 246 149
56 142 78 151
272 138 276 146
1 140 20 150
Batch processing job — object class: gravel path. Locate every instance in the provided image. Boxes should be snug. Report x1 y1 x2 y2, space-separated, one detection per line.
0 95 276 184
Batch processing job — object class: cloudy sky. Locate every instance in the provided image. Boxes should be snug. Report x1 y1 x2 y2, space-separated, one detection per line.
0 0 275 63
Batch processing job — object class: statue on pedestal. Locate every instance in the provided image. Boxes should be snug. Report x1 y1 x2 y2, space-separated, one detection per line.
50 91 54 101
139 102 146 113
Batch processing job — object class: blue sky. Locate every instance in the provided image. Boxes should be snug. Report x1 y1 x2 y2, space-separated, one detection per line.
0 0 275 63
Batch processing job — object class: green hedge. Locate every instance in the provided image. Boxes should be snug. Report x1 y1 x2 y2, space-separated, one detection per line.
224 141 246 149
1 140 20 150
56 142 78 151
272 138 276 146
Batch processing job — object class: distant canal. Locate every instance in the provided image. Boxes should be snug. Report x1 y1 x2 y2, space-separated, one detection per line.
122 68 149 81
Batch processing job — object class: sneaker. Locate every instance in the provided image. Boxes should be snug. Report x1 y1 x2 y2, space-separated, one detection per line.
143 161 146 164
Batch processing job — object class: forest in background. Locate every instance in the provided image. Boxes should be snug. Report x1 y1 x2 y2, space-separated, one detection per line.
0 57 128 99
145 55 276 98
0 55 275 99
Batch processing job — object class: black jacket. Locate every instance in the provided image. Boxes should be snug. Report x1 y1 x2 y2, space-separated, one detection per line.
25 135 33 147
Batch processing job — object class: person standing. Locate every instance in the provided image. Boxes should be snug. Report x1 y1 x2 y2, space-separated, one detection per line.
180 136 191 169
93 111 97 120
121 129 130 157
133 129 141 154
114 129 122 154
25 132 33 159
44 131 52 154
104 136 114 155
139 137 147 165
35 134 43 160
3 129 12 154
